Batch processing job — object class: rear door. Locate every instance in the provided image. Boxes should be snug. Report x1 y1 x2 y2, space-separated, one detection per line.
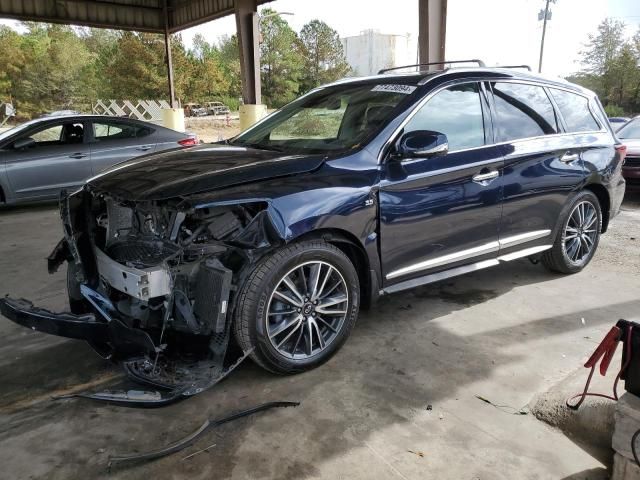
3 120 92 201
89 119 156 174
487 81 587 255
379 82 505 286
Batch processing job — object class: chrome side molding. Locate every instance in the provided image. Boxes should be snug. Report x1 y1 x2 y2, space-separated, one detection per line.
382 244 552 295
386 229 551 281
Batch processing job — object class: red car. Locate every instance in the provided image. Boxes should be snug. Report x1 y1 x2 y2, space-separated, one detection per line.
618 117 640 181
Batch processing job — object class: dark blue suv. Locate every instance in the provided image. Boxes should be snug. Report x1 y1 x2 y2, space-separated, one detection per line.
0 64 626 399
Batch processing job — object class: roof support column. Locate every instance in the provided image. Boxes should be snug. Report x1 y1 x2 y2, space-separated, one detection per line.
163 0 176 108
418 0 447 68
235 0 261 105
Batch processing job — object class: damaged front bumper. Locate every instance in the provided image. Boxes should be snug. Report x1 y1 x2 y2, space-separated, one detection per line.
0 286 157 358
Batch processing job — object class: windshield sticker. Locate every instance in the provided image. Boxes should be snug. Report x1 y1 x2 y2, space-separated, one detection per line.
371 84 417 94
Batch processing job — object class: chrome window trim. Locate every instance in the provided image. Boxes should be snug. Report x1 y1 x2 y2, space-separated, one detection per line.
378 76 607 165
385 229 552 280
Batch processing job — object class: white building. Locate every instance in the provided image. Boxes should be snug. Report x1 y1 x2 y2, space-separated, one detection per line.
341 30 418 76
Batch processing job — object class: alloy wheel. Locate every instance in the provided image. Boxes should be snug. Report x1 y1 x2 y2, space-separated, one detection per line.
266 261 349 360
563 200 598 265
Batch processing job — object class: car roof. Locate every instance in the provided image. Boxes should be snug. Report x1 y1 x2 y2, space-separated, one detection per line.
325 67 593 97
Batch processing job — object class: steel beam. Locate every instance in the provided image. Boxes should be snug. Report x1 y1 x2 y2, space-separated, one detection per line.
163 0 176 107
235 0 261 105
418 0 447 68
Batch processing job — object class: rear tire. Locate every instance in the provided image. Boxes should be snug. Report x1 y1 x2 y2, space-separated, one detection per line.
233 240 360 374
541 190 601 274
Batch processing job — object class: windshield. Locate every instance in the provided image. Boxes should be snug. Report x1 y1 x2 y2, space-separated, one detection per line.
230 82 419 154
0 118 43 142
617 119 640 139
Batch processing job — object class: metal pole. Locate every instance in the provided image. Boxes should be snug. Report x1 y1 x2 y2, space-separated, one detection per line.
163 0 176 108
538 0 550 73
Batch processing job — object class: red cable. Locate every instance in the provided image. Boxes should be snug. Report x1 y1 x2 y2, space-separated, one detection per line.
566 325 633 410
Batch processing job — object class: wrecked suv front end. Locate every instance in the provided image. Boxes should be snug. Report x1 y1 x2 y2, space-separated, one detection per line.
0 184 281 405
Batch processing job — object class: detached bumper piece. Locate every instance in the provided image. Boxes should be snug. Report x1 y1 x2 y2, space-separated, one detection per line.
0 297 107 341
0 287 249 407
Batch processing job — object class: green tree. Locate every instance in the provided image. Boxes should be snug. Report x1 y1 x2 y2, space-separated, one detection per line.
299 20 351 93
572 19 640 115
259 9 304 108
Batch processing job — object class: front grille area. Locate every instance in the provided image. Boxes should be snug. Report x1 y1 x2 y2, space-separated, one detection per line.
107 238 180 268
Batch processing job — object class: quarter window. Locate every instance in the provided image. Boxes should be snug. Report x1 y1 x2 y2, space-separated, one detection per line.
93 122 151 140
549 89 600 133
491 82 558 142
404 83 486 151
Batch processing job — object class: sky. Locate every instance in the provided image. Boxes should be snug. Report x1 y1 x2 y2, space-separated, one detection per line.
1 0 639 77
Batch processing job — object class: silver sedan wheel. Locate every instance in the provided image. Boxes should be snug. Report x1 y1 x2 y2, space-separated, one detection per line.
266 261 349 360
563 200 598 265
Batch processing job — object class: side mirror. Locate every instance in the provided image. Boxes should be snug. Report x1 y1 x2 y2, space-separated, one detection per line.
13 137 36 150
395 130 448 159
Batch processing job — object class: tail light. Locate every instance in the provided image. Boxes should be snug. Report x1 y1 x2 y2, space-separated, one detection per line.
178 136 198 147
615 144 627 163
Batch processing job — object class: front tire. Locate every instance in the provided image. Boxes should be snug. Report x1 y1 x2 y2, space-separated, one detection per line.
542 190 602 274
233 240 360 374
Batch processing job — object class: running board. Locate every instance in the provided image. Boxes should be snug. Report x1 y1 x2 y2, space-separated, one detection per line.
381 245 551 295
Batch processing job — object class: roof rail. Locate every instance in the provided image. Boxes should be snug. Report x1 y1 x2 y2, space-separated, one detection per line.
497 65 532 71
378 59 486 74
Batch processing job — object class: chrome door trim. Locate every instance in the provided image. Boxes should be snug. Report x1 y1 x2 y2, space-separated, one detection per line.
385 229 552 281
385 241 500 280
499 229 551 248
382 244 553 295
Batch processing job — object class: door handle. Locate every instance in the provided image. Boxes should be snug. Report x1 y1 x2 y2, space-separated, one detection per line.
560 152 579 163
69 153 87 159
136 145 152 151
472 170 499 184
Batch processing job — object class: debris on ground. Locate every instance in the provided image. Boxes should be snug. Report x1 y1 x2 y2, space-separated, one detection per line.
407 450 425 458
474 395 529 415
108 401 299 468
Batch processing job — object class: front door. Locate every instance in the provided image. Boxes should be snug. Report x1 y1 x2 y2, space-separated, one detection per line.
379 82 504 286
4 120 92 201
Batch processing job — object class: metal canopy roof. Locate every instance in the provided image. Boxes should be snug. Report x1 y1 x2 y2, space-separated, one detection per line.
0 0 272 33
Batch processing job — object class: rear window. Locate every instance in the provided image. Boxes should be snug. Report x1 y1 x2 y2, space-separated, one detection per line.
617 119 640 140
491 82 559 142
549 89 600 133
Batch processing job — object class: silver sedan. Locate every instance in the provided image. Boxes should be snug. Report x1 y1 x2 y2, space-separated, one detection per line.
0 115 197 205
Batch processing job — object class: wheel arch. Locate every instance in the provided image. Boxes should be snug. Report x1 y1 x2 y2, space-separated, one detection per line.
290 228 379 309
583 183 610 233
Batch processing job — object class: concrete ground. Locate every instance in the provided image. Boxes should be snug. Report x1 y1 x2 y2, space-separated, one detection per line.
1 185 639 480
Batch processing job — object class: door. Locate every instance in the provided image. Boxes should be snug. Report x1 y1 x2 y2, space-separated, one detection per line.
379 82 504 286
487 81 586 254
4 120 92 201
89 120 156 175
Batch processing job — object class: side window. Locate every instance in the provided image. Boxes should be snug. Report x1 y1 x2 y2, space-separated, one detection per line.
28 122 84 145
549 89 600 133
404 83 485 151
93 122 151 141
491 82 558 142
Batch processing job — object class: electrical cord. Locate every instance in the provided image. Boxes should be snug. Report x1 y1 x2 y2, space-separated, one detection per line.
633 428 640 468
566 325 633 410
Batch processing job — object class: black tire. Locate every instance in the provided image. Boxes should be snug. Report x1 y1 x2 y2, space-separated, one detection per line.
233 240 360 374
541 190 602 274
